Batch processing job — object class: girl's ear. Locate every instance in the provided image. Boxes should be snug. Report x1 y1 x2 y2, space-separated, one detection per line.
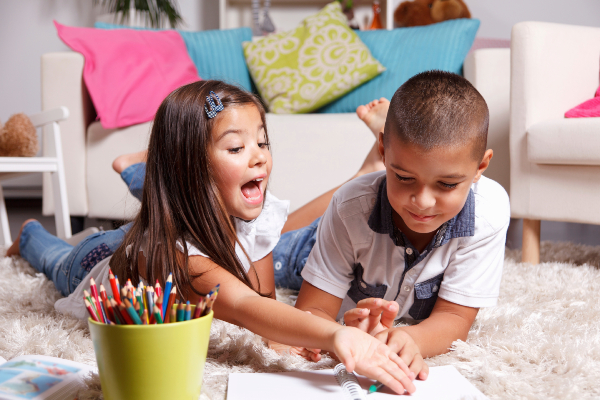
473 149 493 183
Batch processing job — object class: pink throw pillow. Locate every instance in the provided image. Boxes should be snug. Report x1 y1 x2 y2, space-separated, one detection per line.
55 21 200 129
565 84 600 118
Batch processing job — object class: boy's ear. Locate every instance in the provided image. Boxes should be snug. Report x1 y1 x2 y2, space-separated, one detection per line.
473 149 493 183
378 131 385 164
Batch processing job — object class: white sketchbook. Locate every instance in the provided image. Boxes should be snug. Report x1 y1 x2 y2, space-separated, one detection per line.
228 365 488 400
0 355 96 400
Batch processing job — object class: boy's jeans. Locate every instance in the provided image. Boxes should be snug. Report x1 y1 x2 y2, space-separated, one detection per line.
19 161 317 295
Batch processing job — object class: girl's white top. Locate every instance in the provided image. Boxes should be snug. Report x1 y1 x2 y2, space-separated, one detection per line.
54 191 289 319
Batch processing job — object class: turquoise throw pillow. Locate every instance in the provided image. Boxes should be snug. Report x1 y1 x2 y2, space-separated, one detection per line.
318 19 480 113
94 22 253 91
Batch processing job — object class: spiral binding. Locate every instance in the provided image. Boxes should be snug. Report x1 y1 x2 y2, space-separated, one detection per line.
334 364 366 400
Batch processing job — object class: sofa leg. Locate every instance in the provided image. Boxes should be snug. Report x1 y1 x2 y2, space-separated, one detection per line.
522 219 541 264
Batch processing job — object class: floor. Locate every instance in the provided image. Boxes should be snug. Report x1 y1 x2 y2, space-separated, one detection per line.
5 199 600 249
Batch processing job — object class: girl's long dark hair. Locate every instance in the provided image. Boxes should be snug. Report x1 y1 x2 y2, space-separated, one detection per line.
109 80 269 300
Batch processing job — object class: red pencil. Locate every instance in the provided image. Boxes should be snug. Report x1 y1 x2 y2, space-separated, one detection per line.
108 269 121 304
104 297 116 323
193 297 205 319
111 298 128 325
118 302 134 325
99 284 109 303
164 286 177 323
155 279 162 299
89 278 105 323
84 299 99 322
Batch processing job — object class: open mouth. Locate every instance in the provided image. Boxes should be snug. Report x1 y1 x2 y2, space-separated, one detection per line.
241 177 264 204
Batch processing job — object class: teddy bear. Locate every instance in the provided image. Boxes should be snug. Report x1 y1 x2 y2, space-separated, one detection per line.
394 0 471 28
0 113 39 157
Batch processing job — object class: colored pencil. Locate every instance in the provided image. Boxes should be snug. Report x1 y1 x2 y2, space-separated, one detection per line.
184 301 192 321
83 290 101 321
162 273 173 317
99 284 109 303
164 286 177 323
124 299 142 325
118 303 135 325
115 276 121 297
155 279 162 299
170 307 177 324
153 305 163 324
176 303 185 322
193 297 205 319
89 278 104 320
203 290 218 316
109 269 121 304
97 296 109 323
84 299 99 322
156 294 164 319
141 309 148 325
146 286 155 324
105 297 118 324
112 298 132 325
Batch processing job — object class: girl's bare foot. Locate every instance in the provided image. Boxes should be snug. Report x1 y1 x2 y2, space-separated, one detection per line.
356 97 390 137
6 218 37 257
355 141 385 178
112 150 148 174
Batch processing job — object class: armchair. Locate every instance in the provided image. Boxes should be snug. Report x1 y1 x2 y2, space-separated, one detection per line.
510 21 600 263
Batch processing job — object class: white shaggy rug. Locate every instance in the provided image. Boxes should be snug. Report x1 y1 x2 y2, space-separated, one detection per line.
1 242 599 399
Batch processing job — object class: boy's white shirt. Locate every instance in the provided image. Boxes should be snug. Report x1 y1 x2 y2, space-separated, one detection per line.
301 171 510 322
54 191 289 320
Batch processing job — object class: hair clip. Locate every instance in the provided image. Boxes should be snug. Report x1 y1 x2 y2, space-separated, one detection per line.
204 91 224 119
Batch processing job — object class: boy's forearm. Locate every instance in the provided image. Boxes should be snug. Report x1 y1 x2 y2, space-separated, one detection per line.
396 311 475 358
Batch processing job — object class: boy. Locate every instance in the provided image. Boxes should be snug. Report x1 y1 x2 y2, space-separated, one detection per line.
293 70 510 377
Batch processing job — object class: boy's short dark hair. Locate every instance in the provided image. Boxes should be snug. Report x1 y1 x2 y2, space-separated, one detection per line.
384 70 489 161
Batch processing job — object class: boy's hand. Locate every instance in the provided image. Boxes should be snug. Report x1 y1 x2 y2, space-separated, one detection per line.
333 326 416 395
343 298 399 335
374 328 429 381
267 340 322 362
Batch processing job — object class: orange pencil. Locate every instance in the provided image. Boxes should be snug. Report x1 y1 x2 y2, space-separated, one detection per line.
84 299 99 322
109 269 121 304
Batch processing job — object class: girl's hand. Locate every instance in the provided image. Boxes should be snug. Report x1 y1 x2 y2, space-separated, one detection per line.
267 340 322 362
374 328 429 381
332 327 416 395
343 298 399 336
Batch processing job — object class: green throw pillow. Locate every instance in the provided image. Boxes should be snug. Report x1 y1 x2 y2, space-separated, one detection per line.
243 2 385 114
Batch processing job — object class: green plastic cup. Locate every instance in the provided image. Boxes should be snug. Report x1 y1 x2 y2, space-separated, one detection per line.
88 307 213 400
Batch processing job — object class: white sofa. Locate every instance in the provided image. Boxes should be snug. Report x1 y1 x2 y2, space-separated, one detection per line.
40 48 511 220
510 21 600 263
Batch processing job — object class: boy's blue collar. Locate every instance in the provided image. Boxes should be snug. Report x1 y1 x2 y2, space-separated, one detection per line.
367 177 475 248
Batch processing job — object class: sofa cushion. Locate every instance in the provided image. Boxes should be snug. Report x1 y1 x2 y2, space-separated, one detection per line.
243 2 384 114
318 19 480 113
527 118 600 165
95 23 254 92
56 21 200 129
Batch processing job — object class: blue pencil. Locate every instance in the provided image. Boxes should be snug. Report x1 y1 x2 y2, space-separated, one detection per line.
184 301 191 321
162 273 173 317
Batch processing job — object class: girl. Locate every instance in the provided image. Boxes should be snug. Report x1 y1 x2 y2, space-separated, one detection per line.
7 81 414 395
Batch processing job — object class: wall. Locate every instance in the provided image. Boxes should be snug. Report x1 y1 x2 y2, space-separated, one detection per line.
0 0 218 194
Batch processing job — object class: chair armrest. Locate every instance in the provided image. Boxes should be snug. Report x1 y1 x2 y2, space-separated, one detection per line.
41 52 95 216
464 48 511 194
510 22 600 217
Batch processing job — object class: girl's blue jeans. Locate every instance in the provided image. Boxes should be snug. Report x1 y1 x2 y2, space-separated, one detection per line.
19 162 317 295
